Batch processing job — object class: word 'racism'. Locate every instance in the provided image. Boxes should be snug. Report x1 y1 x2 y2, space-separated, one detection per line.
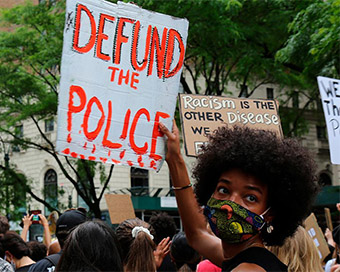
73 4 185 80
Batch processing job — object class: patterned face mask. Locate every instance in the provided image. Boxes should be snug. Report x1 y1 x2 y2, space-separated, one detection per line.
204 197 269 243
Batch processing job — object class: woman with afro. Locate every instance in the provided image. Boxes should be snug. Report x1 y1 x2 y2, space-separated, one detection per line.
159 121 319 272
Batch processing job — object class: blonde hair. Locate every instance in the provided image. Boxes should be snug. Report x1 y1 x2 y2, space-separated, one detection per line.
267 226 323 272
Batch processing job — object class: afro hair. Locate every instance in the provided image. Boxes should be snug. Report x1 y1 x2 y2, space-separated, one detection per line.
192 126 319 246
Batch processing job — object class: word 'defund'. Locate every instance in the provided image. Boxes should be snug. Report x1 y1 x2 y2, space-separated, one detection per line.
56 0 189 170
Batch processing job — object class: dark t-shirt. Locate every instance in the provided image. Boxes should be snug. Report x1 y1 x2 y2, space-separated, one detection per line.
28 252 62 272
16 264 34 272
222 247 287 272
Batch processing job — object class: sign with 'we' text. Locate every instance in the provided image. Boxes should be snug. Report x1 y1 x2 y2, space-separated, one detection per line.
317 76 340 164
56 0 189 170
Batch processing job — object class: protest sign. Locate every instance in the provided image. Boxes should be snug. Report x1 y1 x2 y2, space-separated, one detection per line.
317 76 340 164
56 0 189 171
178 94 283 156
304 213 330 261
105 194 135 224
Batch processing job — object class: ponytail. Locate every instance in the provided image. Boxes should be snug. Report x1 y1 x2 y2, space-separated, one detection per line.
126 231 156 272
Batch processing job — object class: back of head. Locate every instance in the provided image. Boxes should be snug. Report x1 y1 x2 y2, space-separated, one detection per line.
116 218 156 272
27 241 47 262
0 215 9 235
148 212 177 244
1 231 31 259
170 232 201 271
57 220 123 271
56 208 87 248
267 226 323 272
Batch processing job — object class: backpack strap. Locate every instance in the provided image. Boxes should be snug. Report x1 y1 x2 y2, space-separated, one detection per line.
45 253 61 266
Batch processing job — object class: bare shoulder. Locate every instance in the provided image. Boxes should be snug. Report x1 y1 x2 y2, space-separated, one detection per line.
232 262 266 272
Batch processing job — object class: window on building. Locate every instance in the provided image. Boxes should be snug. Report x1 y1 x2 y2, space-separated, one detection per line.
318 173 332 187
45 119 54 133
44 169 58 214
316 125 326 140
130 167 149 196
266 88 274 99
292 91 299 108
12 125 23 152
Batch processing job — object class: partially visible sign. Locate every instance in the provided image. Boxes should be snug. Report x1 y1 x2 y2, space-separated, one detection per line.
105 194 135 224
160 197 177 208
304 213 330 261
317 76 340 164
56 0 189 171
178 94 283 156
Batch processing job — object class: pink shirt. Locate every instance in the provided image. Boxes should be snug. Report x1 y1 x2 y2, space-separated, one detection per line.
197 260 222 272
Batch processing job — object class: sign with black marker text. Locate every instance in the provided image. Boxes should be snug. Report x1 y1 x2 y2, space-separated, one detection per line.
179 94 283 157
317 76 340 164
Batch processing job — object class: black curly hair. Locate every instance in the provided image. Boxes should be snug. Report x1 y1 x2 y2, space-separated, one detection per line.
148 212 177 244
192 126 319 246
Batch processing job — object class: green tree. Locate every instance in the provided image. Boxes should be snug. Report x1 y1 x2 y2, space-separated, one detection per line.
0 1 113 218
275 0 340 136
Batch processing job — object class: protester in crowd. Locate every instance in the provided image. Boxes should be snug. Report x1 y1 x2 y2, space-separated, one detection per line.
196 259 221 272
267 225 323 272
26 241 47 262
28 208 87 272
325 225 340 272
21 214 51 249
160 121 319 271
56 220 123 271
149 212 178 271
116 217 169 272
0 215 13 272
1 231 35 271
46 240 60 256
170 232 201 272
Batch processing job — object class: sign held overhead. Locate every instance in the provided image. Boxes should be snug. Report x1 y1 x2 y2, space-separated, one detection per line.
179 94 283 157
317 76 340 165
56 0 189 171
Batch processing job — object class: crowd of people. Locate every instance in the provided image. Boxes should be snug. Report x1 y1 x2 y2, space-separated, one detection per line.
0 124 339 272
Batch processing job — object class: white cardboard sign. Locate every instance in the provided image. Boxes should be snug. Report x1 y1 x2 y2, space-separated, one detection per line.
56 0 189 171
317 76 340 164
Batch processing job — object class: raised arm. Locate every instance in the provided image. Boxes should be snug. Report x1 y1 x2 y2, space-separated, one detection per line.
21 214 33 241
39 214 51 248
159 121 224 266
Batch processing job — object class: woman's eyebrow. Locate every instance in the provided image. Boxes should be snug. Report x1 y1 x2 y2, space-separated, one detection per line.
245 185 263 195
218 178 231 184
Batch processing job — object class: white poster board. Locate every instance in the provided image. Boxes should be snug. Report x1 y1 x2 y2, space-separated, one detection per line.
317 76 340 164
56 0 189 171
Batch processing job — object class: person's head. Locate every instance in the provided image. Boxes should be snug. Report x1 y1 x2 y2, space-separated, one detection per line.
116 217 156 272
0 215 9 235
149 212 177 244
56 220 123 272
56 208 87 248
27 241 47 262
1 231 31 262
267 226 323 272
193 126 319 246
47 240 61 255
170 232 201 271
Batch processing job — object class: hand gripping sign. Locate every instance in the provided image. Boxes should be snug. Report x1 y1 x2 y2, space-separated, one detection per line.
56 0 189 171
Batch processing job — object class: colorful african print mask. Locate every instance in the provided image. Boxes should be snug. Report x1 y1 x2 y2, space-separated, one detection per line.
204 197 268 243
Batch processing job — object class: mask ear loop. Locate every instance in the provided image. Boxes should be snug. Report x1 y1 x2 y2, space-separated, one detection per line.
260 207 274 233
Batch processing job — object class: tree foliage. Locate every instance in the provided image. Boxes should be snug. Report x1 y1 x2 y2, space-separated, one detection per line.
0 1 112 218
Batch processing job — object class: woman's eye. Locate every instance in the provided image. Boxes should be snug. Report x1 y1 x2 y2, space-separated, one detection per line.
246 195 257 202
217 187 229 194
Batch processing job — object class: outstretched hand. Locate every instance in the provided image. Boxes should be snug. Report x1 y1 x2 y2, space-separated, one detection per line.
154 237 171 268
159 120 181 162
22 214 33 228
